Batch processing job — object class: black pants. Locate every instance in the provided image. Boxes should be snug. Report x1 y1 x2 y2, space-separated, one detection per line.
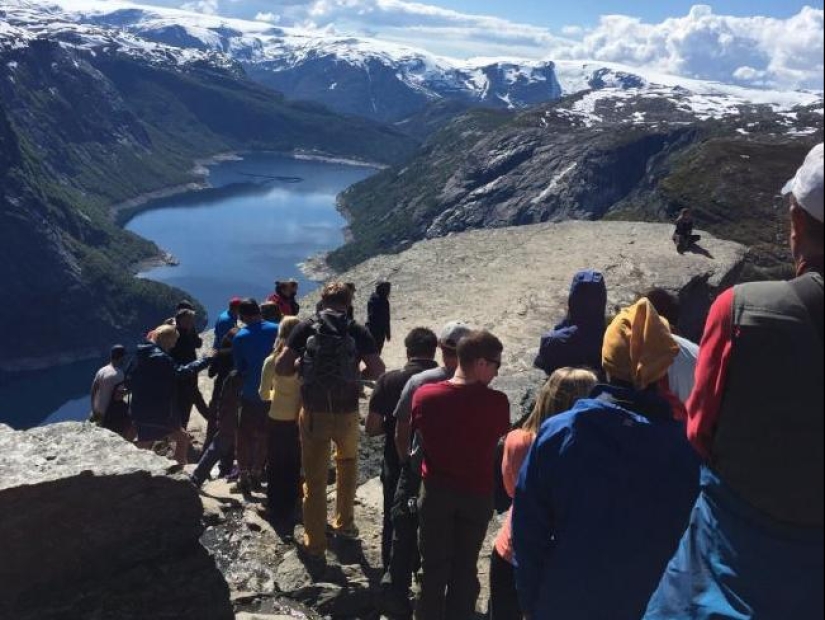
415 480 493 620
382 459 401 569
384 462 422 595
488 548 522 620
266 419 302 529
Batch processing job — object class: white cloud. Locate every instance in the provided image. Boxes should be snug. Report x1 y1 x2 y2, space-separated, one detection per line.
254 11 279 22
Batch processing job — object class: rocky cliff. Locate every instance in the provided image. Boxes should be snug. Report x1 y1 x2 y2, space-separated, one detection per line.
0 422 234 620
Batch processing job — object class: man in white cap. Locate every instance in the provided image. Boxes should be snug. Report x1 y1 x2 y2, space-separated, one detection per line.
645 144 823 619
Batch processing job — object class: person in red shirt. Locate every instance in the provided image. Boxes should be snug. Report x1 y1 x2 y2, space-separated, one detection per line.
412 330 510 620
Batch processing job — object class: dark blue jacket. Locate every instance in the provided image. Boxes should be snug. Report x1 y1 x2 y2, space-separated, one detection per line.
644 467 824 620
129 343 210 426
513 384 700 620
534 270 607 376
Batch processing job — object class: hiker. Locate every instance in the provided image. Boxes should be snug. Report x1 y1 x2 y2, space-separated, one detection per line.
275 282 385 565
673 208 701 254
259 316 303 540
268 279 300 317
380 321 473 617
214 297 241 351
366 327 439 571
534 269 607 378
514 299 700 620
129 325 211 465
90 344 127 425
170 307 208 430
233 299 279 493
367 281 392 354
190 327 241 486
645 144 824 620
413 330 510 620
489 367 597 620
643 287 698 405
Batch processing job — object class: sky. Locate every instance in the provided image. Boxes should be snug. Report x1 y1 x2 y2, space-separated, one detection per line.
54 0 825 90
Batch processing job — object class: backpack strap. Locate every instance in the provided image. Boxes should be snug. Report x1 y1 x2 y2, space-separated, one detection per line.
788 272 824 344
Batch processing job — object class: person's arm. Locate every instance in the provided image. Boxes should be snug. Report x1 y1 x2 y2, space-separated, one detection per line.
384 299 391 341
394 378 418 461
513 429 566 616
90 374 100 414
533 333 559 374
686 288 735 461
176 356 211 376
362 354 386 381
275 347 299 377
503 431 533 500
259 356 275 402
232 337 247 377
366 376 389 437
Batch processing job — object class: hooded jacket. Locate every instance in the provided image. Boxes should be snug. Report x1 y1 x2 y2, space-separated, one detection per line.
129 343 210 426
534 270 607 376
366 283 392 340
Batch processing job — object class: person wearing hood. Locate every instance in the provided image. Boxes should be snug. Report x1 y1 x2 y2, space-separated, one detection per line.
514 299 700 620
534 270 607 378
367 281 392 355
129 325 212 465
645 144 824 620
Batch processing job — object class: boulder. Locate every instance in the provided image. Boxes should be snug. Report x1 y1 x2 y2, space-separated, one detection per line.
0 422 234 620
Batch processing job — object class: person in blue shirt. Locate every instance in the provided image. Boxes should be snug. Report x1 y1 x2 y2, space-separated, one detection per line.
514 299 699 620
214 297 241 349
232 298 278 493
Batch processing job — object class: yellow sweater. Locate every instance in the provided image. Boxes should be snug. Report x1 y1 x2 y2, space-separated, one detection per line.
259 354 302 422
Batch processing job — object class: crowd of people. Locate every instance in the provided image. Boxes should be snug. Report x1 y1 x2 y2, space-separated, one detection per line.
89 144 824 619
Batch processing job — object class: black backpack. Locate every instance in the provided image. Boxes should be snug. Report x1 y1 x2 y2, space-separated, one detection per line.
300 311 361 412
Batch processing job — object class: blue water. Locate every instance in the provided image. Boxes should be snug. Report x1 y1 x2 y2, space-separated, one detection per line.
0 153 375 429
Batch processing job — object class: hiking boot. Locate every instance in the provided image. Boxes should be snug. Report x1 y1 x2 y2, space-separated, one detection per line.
296 545 327 580
250 471 264 492
332 524 360 540
234 471 252 495
379 582 413 619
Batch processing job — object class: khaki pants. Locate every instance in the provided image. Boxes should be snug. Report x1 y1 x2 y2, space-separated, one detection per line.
300 409 360 555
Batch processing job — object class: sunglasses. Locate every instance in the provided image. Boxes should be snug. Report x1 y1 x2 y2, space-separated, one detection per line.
484 357 502 369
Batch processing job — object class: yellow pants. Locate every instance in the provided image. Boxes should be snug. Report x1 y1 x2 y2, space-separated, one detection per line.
300 409 360 555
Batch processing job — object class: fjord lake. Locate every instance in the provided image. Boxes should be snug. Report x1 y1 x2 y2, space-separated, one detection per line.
0 153 375 429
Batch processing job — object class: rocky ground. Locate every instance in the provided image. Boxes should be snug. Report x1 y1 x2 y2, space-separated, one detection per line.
184 220 746 619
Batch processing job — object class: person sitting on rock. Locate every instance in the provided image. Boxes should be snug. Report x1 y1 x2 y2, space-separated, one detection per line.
489 367 597 620
381 321 473 617
673 208 701 254
129 325 211 465
90 344 127 426
366 327 439 572
534 269 607 378
412 330 510 620
275 282 385 566
514 299 700 620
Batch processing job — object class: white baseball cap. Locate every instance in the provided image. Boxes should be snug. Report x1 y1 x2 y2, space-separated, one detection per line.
439 321 473 350
782 143 824 223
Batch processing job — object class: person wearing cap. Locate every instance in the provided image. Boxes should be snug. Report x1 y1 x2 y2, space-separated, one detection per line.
214 297 241 351
233 298 279 493
534 270 608 378
367 281 392 355
366 327 439 572
90 345 127 425
645 144 824 619
379 321 473 617
514 299 700 620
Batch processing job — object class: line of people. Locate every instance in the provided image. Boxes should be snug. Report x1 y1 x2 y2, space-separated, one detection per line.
87 144 823 620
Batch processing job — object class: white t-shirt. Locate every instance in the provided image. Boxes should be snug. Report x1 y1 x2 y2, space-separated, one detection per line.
91 364 124 415
668 335 699 404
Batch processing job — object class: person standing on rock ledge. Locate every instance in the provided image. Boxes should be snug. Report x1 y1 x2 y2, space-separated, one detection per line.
645 143 824 620
413 330 510 620
367 281 393 355
276 282 385 564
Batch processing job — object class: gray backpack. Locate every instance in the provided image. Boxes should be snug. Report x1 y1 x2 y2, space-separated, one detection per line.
301 311 361 412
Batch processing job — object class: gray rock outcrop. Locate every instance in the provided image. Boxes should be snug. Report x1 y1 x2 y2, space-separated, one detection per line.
0 423 234 620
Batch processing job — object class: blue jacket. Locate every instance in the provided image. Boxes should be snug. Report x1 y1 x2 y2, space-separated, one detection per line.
534 270 607 376
128 343 210 426
644 467 824 620
232 320 278 402
513 384 700 620
214 310 237 349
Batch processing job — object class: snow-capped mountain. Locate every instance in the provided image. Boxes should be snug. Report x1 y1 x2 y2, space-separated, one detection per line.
3 0 821 124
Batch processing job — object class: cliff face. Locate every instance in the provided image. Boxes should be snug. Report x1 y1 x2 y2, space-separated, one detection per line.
0 38 416 371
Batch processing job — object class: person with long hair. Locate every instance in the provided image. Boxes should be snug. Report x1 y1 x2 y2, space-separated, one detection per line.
259 316 303 539
489 368 598 620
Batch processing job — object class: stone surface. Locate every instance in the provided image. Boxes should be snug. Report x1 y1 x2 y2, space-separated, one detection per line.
0 422 234 620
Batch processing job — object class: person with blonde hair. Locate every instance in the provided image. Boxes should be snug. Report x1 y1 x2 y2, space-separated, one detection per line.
129 324 211 465
490 367 597 620
260 315 303 539
514 299 700 620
